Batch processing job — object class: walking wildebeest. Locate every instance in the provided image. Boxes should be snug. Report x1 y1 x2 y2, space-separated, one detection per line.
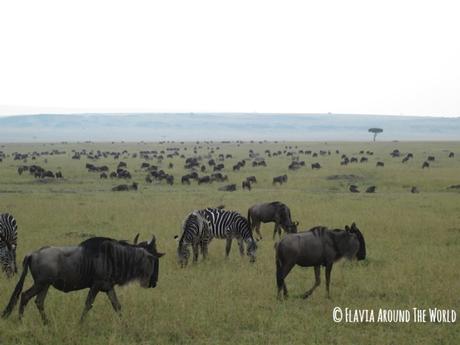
242 180 251 191
422 161 430 169
275 223 366 299
2 235 164 323
247 201 298 240
349 185 360 193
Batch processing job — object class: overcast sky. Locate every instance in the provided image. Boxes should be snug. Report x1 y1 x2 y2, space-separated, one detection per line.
1 0 459 117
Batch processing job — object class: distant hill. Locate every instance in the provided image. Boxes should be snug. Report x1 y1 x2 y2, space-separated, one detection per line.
1 113 459 142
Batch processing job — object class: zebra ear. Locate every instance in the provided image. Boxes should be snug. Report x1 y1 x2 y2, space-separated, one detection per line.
133 233 140 245
345 225 350 232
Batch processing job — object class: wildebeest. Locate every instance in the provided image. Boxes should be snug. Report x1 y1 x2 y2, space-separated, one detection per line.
218 184 236 192
246 176 257 184
311 162 321 169
112 182 138 191
448 152 454 158
2 235 164 323
427 155 435 161
376 161 384 167
198 176 211 185
365 186 376 193
272 175 287 185
349 185 360 193
411 186 420 193
247 201 298 240
275 223 366 299
422 161 430 169
242 180 251 191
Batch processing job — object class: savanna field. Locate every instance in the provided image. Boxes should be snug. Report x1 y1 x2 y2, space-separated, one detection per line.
0 141 459 345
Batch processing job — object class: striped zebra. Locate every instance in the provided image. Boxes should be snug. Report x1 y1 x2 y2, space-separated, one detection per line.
0 213 18 277
176 208 257 266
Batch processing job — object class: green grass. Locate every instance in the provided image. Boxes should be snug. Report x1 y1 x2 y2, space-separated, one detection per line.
0 141 459 344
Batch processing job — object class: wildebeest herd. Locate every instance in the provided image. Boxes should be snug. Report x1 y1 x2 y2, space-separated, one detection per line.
0 141 457 327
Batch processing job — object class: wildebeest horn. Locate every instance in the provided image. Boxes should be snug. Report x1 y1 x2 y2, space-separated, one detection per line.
147 235 156 246
133 233 140 245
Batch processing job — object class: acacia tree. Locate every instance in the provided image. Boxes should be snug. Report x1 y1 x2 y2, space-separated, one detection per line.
368 128 383 142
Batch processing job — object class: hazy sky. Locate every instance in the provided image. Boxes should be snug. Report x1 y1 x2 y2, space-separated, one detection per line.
1 0 459 117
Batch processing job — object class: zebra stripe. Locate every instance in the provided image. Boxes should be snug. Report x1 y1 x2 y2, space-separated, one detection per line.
0 213 18 276
177 208 257 266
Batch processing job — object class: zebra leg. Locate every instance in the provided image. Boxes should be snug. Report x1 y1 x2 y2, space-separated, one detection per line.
106 288 121 315
200 241 208 260
237 238 244 256
225 238 233 257
34 285 50 324
19 284 42 319
303 266 321 299
192 243 199 263
325 264 333 298
80 286 99 322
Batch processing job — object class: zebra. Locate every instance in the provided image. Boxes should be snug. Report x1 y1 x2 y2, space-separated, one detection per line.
175 208 257 266
175 211 209 267
0 213 18 277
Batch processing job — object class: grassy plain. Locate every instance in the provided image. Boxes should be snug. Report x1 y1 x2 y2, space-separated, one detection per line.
0 141 459 345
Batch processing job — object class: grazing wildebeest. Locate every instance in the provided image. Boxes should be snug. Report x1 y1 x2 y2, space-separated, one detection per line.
449 152 454 158
198 176 211 185
181 175 191 185
242 180 251 191
2 235 164 323
427 155 435 161
376 161 384 167
275 223 366 299
246 176 257 184
247 201 298 240
311 162 321 169
0 214 18 277
112 182 138 191
411 186 420 193
422 161 430 169
272 175 287 185
349 185 360 193
218 184 236 192
365 186 376 193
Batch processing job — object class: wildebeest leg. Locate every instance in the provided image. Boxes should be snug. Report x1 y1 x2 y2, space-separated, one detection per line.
254 222 262 240
19 284 43 319
80 287 99 322
225 238 232 257
276 261 295 299
34 285 50 324
106 288 121 315
302 266 321 299
325 264 333 298
237 238 244 256
273 223 280 240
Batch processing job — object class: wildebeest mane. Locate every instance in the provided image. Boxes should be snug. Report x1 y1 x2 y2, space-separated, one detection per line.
79 237 152 286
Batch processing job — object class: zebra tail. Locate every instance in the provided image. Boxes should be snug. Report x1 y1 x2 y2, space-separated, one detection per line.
2 255 31 318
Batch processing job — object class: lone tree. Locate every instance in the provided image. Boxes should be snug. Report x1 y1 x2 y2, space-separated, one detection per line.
368 128 383 142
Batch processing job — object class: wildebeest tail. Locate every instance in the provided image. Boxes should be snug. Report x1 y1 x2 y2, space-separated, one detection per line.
274 242 283 289
247 209 252 233
2 255 31 318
